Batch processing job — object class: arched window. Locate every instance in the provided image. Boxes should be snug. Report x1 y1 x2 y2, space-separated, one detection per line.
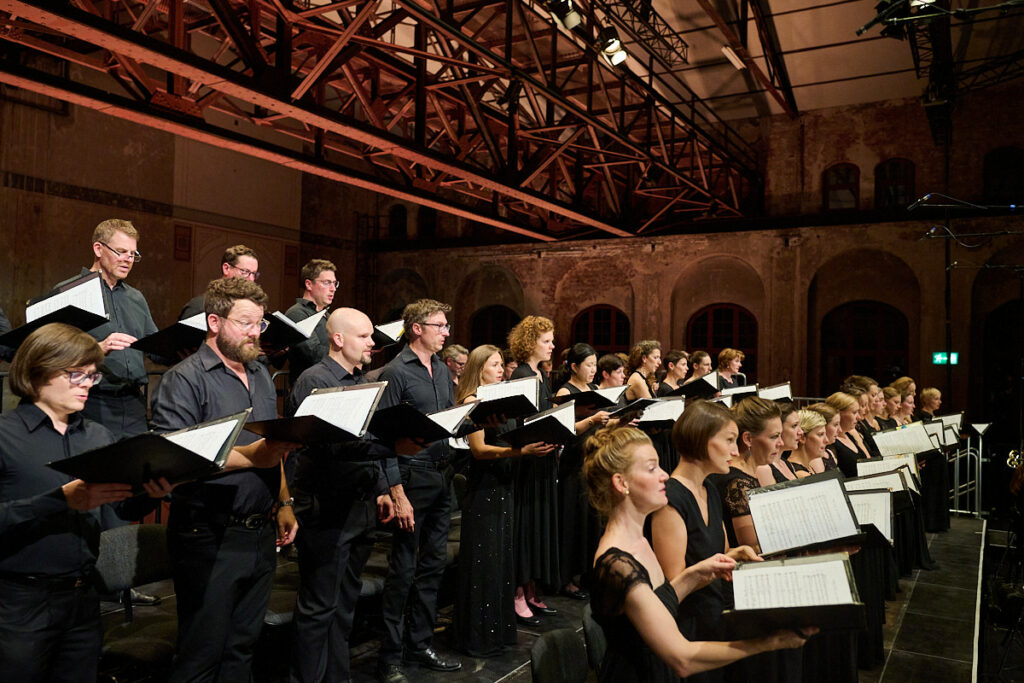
470 305 521 348
983 147 1024 204
572 305 631 354
388 205 407 240
875 158 915 210
822 163 860 211
418 207 438 239
820 300 907 393
686 304 757 379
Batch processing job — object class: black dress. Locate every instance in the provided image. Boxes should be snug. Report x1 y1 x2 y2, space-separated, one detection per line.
877 417 899 430
590 548 679 683
556 382 601 588
511 364 560 586
454 421 518 656
821 447 840 471
647 478 727 683
708 468 758 550
831 434 871 478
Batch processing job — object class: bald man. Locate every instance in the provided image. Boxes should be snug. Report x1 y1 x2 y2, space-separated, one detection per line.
287 308 399 683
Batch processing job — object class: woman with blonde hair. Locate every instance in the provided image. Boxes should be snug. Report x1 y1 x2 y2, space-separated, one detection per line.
825 392 873 477
585 426 811 682
787 410 828 476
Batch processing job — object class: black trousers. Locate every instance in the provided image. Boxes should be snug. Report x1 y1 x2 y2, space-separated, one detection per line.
167 519 277 683
0 577 101 683
378 465 451 664
291 496 378 683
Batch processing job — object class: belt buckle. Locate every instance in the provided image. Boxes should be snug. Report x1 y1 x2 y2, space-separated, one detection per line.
74 578 86 589
243 514 263 530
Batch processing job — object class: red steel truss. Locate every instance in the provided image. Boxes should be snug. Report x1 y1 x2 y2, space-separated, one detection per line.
0 0 761 240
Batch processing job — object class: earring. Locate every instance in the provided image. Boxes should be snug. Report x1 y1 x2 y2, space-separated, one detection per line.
624 487 630 495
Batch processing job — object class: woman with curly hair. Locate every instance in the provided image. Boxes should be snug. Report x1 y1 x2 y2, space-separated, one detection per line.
625 340 662 401
506 315 561 623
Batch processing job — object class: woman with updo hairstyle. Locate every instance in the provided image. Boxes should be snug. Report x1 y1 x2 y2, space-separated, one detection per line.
787 410 828 476
625 340 662 401
453 345 556 654
890 376 917 401
657 349 690 396
717 348 745 390
770 402 803 483
895 390 916 425
552 342 609 601
648 401 760 683
685 350 714 385
826 392 873 477
916 387 942 421
805 402 841 471
506 316 560 621
585 426 811 683
731 396 791 487
878 387 901 429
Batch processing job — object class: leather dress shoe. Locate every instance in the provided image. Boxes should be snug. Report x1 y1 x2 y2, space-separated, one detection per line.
405 646 462 672
528 601 557 615
517 613 542 626
130 589 161 606
376 662 409 683
560 587 590 601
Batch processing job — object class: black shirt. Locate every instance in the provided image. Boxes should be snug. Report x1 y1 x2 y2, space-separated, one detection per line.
151 343 280 516
178 294 206 321
56 268 161 391
0 402 152 576
285 298 329 385
287 356 391 495
379 345 455 484
0 304 12 361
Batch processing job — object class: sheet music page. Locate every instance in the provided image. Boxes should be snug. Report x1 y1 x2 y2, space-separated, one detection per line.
758 382 793 401
271 311 303 334
848 490 892 542
722 385 757 398
594 386 628 404
295 309 327 337
428 403 476 433
477 376 539 408
704 371 720 389
856 453 917 478
748 479 859 555
180 311 208 331
712 396 733 408
638 398 686 423
923 422 944 449
26 275 106 322
938 413 963 431
524 401 575 432
843 472 906 493
872 422 934 456
295 386 382 436
896 466 918 493
164 420 239 461
732 557 853 609
375 319 404 342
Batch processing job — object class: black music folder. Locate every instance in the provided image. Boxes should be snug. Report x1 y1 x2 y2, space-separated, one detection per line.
129 312 207 358
470 376 540 424
369 401 478 443
372 320 404 348
551 386 627 411
0 272 109 348
667 373 719 399
721 553 866 637
747 469 866 558
48 411 250 488
245 382 386 445
635 397 686 430
501 401 577 448
260 310 326 350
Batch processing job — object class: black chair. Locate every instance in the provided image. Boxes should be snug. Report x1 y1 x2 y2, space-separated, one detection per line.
94 524 178 673
530 627 589 683
581 603 606 671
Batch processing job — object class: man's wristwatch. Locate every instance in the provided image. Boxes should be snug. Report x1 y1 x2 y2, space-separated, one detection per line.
279 497 295 508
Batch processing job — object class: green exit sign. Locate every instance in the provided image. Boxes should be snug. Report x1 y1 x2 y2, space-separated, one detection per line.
932 352 959 365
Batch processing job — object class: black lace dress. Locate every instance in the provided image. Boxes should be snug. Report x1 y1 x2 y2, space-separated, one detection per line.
454 420 518 656
556 382 601 589
590 548 680 683
646 478 727 683
511 364 560 585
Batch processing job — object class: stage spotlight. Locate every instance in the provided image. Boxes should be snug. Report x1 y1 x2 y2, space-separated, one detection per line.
547 0 581 29
597 26 628 66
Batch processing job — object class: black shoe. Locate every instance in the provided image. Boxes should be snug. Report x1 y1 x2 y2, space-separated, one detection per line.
517 613 541 626
376 662 409 683
405 647 462 672
560 587 590 601
528 601 557 615
130 589 161 606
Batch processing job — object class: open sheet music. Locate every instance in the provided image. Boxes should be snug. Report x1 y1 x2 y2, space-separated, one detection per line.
856 453 918 478
758 382 793 401
552 385 627 410
477 376 539 409
669 372 718 399
502 401 577 447
722 553 865 636
429 402 477 433
847 489 894 543
637 397 686 425
747 472 862 556
843 468 914 494
721 385 757 398
374 319 404 344
471 376 541 423
296 383 385 437
872 422 936 456
26 271 107 323
130 311 207 357
164 414 248 465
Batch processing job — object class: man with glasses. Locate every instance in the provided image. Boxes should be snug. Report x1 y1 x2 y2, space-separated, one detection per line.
178 244 260 320
376 299 461 683
441 344 468 386
285 259 337 387
151 277 298 683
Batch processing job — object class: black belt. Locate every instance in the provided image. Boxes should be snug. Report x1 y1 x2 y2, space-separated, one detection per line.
0 571 93 590
399 458 449 472
178 509 275 530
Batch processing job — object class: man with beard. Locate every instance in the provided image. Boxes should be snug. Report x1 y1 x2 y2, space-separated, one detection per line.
288 307 400 683
151 277 298 683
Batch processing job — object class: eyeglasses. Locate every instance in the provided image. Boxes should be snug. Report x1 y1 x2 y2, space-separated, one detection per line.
225 317 270 333
420 322 451 333
231 266 260 280
314 279 339 289
98 241 142 262
66 370 103 386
